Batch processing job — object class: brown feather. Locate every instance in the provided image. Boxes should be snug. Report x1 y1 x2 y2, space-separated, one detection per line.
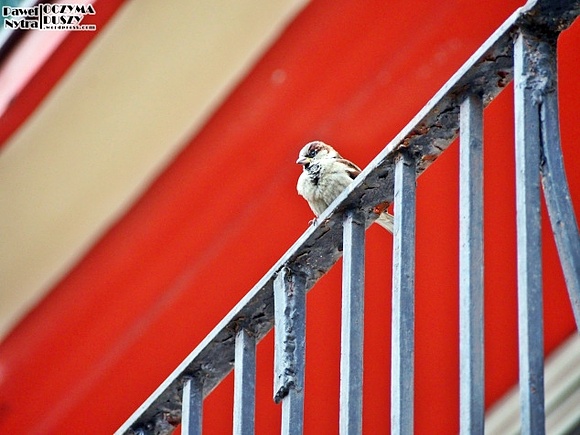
336 158 361 180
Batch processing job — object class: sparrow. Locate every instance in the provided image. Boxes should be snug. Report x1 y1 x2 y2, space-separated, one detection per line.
296 141 394 233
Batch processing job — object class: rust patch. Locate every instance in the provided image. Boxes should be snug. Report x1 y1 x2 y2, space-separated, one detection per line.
373 201 390 215
400 137 411 148
414 124 429 135
163 411 181 426
421 154 438 162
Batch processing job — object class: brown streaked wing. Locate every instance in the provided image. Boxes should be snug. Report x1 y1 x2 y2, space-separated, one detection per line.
336 158 361 180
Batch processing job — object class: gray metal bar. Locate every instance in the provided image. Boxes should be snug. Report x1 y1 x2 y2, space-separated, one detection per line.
273 268 306 435
459 93 485 435
182 377 203 435
339 211 366 435
514 29 545 435
233 329 256 435
537 41 580 331
391 152 416 435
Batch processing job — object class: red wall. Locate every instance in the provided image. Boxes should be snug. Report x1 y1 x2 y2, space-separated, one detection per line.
0 1 578 433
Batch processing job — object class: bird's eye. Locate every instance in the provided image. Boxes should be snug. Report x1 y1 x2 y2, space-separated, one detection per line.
307 149 317 158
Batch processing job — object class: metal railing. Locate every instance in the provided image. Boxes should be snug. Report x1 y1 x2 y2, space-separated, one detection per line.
116 0 580 433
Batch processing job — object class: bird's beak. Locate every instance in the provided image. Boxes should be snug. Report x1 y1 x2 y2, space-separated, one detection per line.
296 156 310 165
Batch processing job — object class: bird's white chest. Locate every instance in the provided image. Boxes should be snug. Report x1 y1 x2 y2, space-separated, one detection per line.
297 162 354 216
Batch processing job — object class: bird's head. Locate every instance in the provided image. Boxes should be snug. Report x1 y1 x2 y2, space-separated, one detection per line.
296 141 339 169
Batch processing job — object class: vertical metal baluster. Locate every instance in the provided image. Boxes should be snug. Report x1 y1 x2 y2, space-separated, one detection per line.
340 211 366 435
391 152 416 435
182 377 203 435
537 40 580 330
273 268 306 435
459 93 485 434
514 29 545 435
233 328 256 435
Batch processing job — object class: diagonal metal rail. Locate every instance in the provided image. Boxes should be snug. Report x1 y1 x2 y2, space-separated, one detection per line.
116 1 579 433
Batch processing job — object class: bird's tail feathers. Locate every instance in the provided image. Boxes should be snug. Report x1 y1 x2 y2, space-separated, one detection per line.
374 212 394 233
